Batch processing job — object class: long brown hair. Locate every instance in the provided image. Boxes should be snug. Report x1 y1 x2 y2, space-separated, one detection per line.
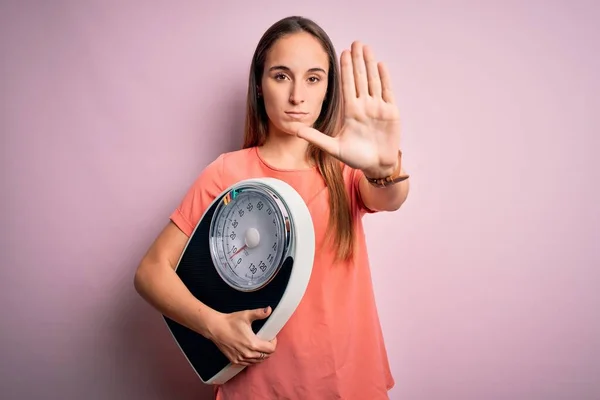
242 16 355 261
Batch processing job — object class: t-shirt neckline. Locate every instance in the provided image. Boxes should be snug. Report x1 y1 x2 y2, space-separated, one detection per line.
253 146 317 173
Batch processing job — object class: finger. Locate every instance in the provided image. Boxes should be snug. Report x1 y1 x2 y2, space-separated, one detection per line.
250 333 277 353
239 350 270 364
340 49 356 101
246 306 271 322
232 359 253 366
254 351 270 360
226 351 254 366
378 62 395 104
296 126 339 158
252 337 277 354
246 350 269 361
232 357 256 366
363 45 381 98
297 126 339 157
351 41 369 97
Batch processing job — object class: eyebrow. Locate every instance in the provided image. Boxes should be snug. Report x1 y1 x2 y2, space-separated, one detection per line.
268 65 327 74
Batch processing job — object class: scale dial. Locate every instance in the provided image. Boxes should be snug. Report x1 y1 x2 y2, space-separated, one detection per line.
209 183 292 292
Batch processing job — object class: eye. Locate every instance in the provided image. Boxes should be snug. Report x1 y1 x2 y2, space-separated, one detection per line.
274 73 289 81
307 76 321 83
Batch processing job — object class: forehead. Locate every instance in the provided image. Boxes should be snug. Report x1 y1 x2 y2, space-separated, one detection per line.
265 32 329 71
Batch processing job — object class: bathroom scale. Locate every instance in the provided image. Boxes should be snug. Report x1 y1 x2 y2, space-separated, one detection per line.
163 177 316 384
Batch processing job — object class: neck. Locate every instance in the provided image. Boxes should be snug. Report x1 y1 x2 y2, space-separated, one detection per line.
259 125 313 170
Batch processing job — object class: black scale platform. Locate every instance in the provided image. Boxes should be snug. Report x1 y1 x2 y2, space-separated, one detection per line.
163 191 294 382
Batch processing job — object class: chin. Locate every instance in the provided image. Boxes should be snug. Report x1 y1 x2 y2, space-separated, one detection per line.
273 120 310 136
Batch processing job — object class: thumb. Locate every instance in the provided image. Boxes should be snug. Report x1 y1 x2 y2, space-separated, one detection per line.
247 306 272 322
296 126 339 156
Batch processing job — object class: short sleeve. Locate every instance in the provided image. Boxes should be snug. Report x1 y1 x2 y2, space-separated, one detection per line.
346 166 377 216
170 154 225 236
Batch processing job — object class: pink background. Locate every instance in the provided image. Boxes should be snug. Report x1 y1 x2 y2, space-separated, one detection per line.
2 1 599 399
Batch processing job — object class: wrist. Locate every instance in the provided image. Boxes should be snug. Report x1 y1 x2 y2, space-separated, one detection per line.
195 305 224 341
362 160 398 180
362 150 409 188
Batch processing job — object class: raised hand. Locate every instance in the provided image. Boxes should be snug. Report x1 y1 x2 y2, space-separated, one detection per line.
296 41 402 178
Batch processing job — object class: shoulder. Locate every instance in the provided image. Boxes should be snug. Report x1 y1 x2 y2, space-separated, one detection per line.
220 147 255 165
194 147 256 182
170 148 257 236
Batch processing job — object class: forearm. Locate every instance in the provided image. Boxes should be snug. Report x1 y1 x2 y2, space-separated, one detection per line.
134 262 220 340
358 169 410 212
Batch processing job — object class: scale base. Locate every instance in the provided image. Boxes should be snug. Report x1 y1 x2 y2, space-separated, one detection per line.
163 178 314 385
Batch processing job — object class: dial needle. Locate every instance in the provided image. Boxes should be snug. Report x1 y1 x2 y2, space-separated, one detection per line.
230 245 247 259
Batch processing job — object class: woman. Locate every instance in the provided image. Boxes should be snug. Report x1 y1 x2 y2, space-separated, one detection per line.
134 15 410 400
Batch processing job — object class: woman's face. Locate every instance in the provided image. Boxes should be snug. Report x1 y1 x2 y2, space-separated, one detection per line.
260 31 330 136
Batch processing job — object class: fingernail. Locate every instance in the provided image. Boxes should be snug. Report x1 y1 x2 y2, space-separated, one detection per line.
264 307 269 313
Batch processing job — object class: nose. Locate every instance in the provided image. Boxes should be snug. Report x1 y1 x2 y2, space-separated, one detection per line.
289 81 305 104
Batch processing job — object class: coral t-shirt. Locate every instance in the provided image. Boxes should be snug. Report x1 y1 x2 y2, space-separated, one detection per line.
170 147 395 400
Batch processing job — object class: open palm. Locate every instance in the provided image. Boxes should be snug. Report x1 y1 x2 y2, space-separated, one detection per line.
297 41 402 177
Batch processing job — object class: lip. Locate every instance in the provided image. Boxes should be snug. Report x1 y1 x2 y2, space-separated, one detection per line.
285 111 308 115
